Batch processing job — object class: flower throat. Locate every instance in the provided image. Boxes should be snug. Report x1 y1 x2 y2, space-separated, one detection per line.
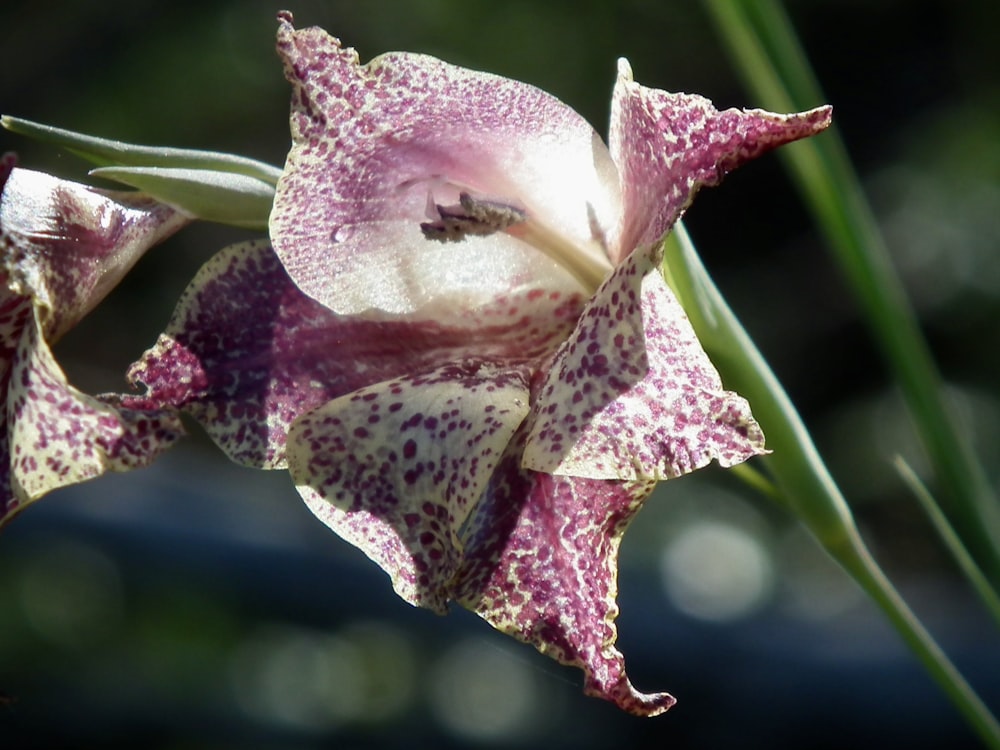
421 191 610 293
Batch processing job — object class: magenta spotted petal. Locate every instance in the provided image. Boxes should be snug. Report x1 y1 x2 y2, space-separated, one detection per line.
271 12 618 318
523 242 764 479
289 361 532 612
0 166 186 524
270 16 831 315
454 448 672 715
609 60 832 263
292 373 674 715
8 309 182 508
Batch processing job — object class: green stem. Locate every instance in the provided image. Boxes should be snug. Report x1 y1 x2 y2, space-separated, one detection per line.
701 0 1000 585
663 223 1000 749
838 530 1000 749
894 457 1000 630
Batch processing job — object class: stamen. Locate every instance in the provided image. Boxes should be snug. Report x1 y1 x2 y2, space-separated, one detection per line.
421 192 526 242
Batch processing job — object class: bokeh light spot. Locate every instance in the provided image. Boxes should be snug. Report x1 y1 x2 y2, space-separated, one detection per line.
429 638 544 742
17 537 124 650
660 520 774 622
229 619 416 732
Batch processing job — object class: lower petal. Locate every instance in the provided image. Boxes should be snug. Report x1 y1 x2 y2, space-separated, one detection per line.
454 446 674 716
288 360 532 613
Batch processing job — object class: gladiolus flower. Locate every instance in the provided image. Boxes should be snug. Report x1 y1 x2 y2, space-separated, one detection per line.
125 14 831 715
0 156 185 525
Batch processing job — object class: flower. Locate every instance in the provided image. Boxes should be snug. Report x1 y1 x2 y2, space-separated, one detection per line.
0 156 186 525
124 14 831 715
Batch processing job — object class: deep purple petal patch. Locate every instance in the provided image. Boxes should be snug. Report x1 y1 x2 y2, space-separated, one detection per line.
124 240 580 468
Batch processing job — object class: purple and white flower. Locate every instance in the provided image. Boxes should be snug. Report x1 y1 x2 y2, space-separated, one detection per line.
125 14 831 714
0 155 185 525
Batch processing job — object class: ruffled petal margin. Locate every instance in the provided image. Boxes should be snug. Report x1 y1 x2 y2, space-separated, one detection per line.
455 434 675 716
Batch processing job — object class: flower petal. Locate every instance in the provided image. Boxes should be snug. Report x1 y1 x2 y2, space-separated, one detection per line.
453 441 674 716
288 361 532 613
609 58 832 261
523 243 765 479
270 13 620 319
0 167 188 340
3 305 183 525
123 240 577 468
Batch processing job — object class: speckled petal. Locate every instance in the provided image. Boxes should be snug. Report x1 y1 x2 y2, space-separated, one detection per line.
523 243 765 479
0 167 189 340
288 361 532 612
608 59 831 262
453 435 673 716
270 13 619 318
2 305 183 525
123 240 578 469
0 293 31 521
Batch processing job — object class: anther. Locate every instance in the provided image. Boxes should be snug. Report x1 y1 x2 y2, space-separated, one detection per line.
420 192 527 242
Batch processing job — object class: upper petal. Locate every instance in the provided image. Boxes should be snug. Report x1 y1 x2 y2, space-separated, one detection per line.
0 167 189 340
608 58 831 261
270 14 621 319
523 243 766 479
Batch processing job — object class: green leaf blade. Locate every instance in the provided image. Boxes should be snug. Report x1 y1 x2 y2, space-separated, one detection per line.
90 166 274 230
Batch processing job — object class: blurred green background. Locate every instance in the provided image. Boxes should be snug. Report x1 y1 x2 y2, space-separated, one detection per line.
1 1 998 747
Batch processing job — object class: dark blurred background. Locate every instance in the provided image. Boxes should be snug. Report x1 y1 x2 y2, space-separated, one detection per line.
1 1 998 747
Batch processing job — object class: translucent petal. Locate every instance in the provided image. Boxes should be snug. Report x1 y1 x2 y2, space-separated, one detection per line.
0 167 188 339
270 14 620 318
